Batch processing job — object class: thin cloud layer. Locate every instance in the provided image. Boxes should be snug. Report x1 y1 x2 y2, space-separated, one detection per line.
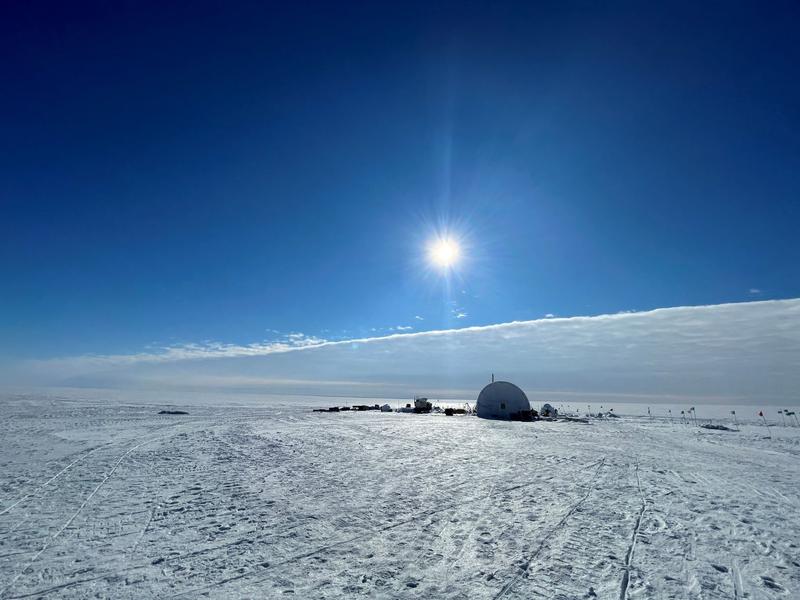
11 299 800 404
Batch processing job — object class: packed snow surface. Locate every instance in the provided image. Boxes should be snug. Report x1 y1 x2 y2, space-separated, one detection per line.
1 395 799 599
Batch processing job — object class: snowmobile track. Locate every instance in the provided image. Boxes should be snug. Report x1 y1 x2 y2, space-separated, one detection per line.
3 400 799 599
619 457 648 600
0 437 159 599
492 457 606 600
169 458 607 598
0 444 110 516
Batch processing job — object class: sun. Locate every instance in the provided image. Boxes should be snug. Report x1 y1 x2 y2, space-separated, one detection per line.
428 237 460 268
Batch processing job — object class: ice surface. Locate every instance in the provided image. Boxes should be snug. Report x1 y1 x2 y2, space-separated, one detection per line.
1 393 798 599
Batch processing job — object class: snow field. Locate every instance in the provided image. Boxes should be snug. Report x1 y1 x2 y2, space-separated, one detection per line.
0 396 798 599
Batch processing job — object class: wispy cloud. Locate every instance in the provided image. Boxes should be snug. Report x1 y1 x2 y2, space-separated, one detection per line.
30 332 329 370
10 299 800 404
450 305 468 319
749 288 762 295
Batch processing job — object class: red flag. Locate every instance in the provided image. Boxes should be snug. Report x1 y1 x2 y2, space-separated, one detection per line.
758 410 763 417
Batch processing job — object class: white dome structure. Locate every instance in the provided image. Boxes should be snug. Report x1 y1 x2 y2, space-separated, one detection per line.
476 381 531 420
540 403 557 418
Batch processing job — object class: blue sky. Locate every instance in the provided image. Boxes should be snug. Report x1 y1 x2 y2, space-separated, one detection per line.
2 1 799 367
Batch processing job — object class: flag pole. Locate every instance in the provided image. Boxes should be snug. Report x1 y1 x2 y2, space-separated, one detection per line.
759 410 772 438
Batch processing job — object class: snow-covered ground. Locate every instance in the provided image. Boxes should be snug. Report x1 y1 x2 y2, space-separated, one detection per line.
1 394 798 599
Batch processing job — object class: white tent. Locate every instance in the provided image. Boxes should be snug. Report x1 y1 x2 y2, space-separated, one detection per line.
476 381 531 420
540 403 558 418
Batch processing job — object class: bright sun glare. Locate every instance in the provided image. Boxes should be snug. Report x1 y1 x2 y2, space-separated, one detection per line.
428 238 460 268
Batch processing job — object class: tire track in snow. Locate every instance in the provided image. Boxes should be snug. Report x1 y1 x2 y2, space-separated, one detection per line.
0 437 159 599
1 422 190 543
3 575 106 600
444 481 497 576
9 466 559 598
619 457 648 600
128 502 160 556
5 523 318 599
490 457 606 600
730 561 742 600
0 444 110 517
166 458 607 599
1 421 188 520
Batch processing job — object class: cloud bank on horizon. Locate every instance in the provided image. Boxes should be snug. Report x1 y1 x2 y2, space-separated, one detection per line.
9 299 800 404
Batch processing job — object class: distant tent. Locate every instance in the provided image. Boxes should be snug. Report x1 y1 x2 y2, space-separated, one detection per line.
380 404 392 412
476 381 532 421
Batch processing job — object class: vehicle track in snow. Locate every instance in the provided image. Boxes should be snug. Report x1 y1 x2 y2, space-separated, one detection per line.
0 444 110 517
167 458 607 598
491 457 607 600
128 501 159 557
619 457 648 600
730 560 743 600
3 399 799 600
0 437 159 599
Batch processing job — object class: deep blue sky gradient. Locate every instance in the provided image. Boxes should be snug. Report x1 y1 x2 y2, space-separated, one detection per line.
2 1 798 360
